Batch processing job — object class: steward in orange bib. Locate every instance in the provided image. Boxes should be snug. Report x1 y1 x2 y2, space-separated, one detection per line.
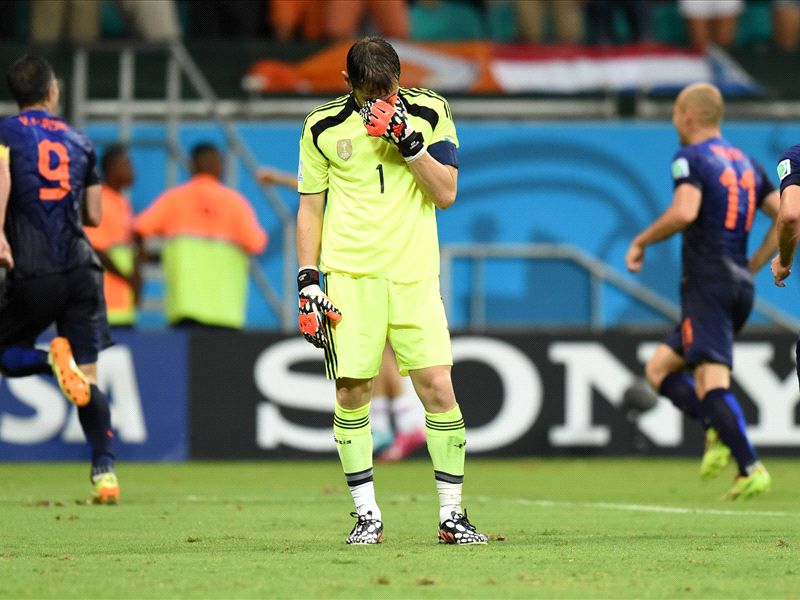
84 144 139 326
134 143 268 329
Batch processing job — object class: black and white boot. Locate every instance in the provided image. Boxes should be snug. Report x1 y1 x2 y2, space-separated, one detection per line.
438 510 488 545
346 511 383 545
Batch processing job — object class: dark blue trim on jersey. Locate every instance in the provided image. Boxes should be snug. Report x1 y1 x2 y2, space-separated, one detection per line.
781 173 800 195
779 146 800 195
673 177 701 190
428 141 458 168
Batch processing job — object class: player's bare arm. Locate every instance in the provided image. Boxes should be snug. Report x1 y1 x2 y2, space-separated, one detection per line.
626 183 701 273
82 183 103 227
257 167 298 191
296 191 325 267
295 191 341 347
408 156 457 210
748 190 780 273
0 149 13 270
771 185 800 286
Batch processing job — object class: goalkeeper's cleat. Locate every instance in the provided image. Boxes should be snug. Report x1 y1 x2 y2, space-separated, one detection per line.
438 510 488 545
723 463 771 501
379 428 426 462
48 337 90 407
346 511 383 545
700 428 731 479
90 472 120 505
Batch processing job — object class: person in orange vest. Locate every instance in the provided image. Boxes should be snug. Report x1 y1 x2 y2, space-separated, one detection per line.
135 143 268 330
85 144 140 327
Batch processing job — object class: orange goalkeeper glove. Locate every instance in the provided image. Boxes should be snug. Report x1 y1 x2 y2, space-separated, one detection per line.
360 95 426 162
297 267 342 349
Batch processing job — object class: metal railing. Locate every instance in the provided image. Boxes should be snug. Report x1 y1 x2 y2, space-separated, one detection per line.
62 43 800 333
440 243 800 332
71 42 296 330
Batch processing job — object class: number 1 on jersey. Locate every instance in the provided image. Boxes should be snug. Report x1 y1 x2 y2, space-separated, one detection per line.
376 163 384 194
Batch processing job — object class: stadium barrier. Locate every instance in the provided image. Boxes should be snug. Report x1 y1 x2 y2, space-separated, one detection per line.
0 330 188 461
4 330 798 460
85 120 800 330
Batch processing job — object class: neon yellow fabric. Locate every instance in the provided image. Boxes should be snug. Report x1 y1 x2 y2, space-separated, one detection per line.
161 236 250 328
325 273 452 379
298 89 457 282
425 404 466 478
105 245 136 325
333 402 373 475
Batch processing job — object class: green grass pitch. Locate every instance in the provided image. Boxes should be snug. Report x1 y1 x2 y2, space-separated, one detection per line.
1 458 798 599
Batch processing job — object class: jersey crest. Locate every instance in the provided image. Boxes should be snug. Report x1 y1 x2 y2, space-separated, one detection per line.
336 139 352 161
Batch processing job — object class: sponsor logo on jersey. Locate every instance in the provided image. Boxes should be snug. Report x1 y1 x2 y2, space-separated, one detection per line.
671 157 690 180
297 159 304 183
778 158 791 181
336 139 352 161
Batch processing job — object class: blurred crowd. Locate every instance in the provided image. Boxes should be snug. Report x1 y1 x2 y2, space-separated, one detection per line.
0 0 797 52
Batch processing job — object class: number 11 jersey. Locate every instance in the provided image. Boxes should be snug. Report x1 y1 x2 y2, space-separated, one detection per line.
0 109 100 280
671 137 774 282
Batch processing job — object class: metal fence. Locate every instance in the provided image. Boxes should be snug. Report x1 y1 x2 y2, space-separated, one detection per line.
440 242 800 332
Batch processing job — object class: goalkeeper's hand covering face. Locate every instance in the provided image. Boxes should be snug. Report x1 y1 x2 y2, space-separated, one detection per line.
360 94 426 163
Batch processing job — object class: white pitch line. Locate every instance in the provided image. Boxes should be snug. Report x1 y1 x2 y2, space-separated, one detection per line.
491 497 800 518
178 494 800 518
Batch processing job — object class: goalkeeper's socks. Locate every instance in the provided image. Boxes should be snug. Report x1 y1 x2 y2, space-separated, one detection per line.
659 372 704 422
436 481 463 523
78 385 116 473
701 388 758 476
425 405 466 522
334 402 379 515
351 481 381 520
0 346 51 376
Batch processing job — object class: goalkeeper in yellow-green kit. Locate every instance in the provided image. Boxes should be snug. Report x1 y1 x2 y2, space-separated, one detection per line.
295 37 487 545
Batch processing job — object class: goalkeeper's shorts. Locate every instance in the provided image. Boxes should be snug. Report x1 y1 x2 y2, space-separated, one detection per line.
323 272 453 380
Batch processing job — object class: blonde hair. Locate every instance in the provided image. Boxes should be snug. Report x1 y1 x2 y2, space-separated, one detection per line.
677 83 724 127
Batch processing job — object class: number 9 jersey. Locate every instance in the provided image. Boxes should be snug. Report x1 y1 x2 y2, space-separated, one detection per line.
0 109 101 279
671 137 774 281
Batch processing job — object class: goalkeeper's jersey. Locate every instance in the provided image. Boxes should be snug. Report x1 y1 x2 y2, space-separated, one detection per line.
297 88 458 282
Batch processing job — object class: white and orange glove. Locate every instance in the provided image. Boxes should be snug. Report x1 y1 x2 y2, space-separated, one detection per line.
360 94 426 162
297 267 341 348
